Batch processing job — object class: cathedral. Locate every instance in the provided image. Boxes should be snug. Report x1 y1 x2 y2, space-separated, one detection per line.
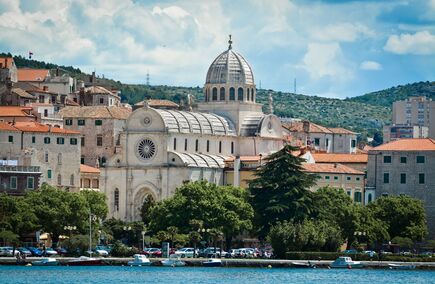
101 38 284 221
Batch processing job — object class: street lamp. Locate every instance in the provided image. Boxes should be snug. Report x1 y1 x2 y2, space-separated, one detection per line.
141 230 146 251
123 226 132 245
64 225 77 236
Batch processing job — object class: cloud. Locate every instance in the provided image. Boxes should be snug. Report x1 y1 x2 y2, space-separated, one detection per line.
360 60 382 70
311 23 375 42
384 31 435 55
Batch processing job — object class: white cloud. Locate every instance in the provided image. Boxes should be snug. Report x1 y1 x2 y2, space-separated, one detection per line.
384 31 435 55
311 23 375 42
360 60 382 70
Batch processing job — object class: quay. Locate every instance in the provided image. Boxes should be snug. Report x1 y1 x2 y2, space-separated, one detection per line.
2 257 435 269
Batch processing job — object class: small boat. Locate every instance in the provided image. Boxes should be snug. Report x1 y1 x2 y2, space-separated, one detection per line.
330 256 363 268
32 258 59 266
161 255 186 267
291 261 316 268
68 256 103 266
202 258 222 267
388 263 416 270
128 254 151 266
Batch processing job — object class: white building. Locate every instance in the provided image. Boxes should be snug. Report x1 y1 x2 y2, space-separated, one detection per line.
101 39 284 221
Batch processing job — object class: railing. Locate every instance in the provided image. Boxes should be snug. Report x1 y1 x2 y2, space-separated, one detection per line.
0 165 41 173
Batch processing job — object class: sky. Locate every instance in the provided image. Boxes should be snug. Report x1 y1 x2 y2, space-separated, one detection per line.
0 0 434 98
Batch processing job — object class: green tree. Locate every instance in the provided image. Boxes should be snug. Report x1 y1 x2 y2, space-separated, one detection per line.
140 195 155 226
79 190 108 220
249 145 317 237
367 195 427 241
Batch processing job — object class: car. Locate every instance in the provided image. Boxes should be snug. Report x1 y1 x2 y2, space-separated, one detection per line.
56 247 68 256
363 250 377 257
17 247 32 257
44 247 58 256
27 247 43 257
0 247 19 257
225 249 239 258
143 248 162 257
96 245 112 253
95 249 109 256
174 248 195 258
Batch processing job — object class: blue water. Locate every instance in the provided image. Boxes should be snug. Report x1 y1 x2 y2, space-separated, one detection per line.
1 266 434 284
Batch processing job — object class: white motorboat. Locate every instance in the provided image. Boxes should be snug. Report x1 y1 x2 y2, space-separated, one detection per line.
68 256 103 266
330 256 363 268
161 255 186 267
388 263 416 270
32 257 59 266
202 258 222 267
128 254 151 266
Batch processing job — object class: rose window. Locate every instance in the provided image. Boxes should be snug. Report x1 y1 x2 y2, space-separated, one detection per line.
137 139 156 160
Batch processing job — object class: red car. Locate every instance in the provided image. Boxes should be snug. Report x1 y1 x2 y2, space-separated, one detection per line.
143 248 162 257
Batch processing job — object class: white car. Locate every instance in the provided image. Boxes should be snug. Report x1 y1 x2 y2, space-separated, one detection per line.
174 248 195 258
96 249 109 256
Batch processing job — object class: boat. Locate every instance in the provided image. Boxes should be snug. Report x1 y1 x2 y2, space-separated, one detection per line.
202 258 222 267
32 257 59 266
161 255 186 267
330 256 363 268
388 263 416 270
291 261 316 268
67 256 103 266
128 254 151 266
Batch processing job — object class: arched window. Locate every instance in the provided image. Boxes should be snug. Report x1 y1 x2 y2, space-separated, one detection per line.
220 87 225 101
173 137 177 150
238 87 244 101
57 153 62 165
195 139 199 152
231 142 234 154
247 89 250 101
70 174 74 186
219 141 222 153
114 188 119 211
229 87 235 100
99 156 106 167
251 88 255 101
367 193 373 203
212 87 218 101
206 140 210 152
184 139 188 151
57 174 62 185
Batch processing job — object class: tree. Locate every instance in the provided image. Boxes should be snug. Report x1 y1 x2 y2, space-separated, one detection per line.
140 195 155 226
249 145 317 237
79 190 108 220
367 195 427 241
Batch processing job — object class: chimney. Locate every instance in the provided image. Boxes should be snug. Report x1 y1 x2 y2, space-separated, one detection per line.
303 120 310 133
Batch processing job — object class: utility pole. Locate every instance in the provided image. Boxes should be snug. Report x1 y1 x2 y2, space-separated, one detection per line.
294 78 297 94
146 71 150 86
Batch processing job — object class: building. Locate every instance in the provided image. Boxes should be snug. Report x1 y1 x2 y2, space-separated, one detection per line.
101 39 284 221
366 138 435 235
133 99 180 111
0 164 41 195
383 124 429 142
73 86 121 107
17 68 50 83
389 96 435 139
283 120 358 154
0 121 81 190
311 153 368 172
0 106 36 123
0 86 36 106
80 164 100 191
59 106 131 167
0 57 17 83
302 163 365 203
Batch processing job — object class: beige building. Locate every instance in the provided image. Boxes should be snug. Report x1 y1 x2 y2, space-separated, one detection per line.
72 86 121 107
311 153 368 172
283 120 358 154
303 163 365 203
0 57 18 83
366 138 435 235
80 164 100 191
59 106 131 167
0 121 81 190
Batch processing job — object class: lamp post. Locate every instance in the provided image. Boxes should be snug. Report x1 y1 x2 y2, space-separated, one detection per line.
63 225 76 237
123 226 132 245
141 230 146 251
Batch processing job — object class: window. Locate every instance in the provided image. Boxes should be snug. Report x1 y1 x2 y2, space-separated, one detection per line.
383 173 389 184
114 188 119 211
96 135 103 146
231 142 234 154
334 176 338 180
81 136 85 147
220 87 225 100
346 176 351 181
400 157 407 163
314 138 320 146
400 173 406 184
70 174 74 186
238 87 244 101
212 87 218 101
206 140 210 152
99 98 104 104
65 119 73 126
219 141 222 153
95 120 102 126
195 139 199 152
70 138 77 145
173 138 177 150
416 156 425 163
325 176 330 180
27 177 34 189
44 137 50 144
419 173 425 184
57 174 62 185
354 191 362 203
58 153 62 165
229 87 235 100
101 157 106 166
44 109 48 117
57 137 65 144
326 139 329 147
45 151 49 163
367 193 373 203
346 190 352 196
78 119 85 126
184 139 188 151
32 136 36 143
10 176 17 189
8 135 13 143
47 169 52 179
80 156 85 164
247 88 250 101
383 156 391 163
351 140 356 148
356 177 360 181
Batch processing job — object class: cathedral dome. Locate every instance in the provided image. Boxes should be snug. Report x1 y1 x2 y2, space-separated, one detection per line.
205 37 254 85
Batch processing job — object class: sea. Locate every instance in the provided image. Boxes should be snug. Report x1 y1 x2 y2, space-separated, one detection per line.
1 266 434 284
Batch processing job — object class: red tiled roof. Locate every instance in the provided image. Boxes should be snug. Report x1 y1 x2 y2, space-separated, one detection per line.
303 163 364 175
136 99 179 108
0 106 34 117
372 138 435 151
12 121 80 134
328 127 357 134
59 106 131 119
312 153 368 163
0 122 20 132
80 164 100 174
282 121 356 135
0 57 14 69
17 68 50 82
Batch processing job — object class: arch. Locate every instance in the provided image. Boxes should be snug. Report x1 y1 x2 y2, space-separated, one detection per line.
238 87 244 101
212 87 218 101
132 185 158 221
229 87 235 100
220 87 225 101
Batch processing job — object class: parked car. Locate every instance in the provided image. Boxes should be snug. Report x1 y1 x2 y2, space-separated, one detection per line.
95 249 109 256
225 249 239 258
363 250 377 257
143 248 162 257
27 247 43 257
200 247 224 258
17 247 32 257
44 247 58 256
96 245 112 253
174 248 195 258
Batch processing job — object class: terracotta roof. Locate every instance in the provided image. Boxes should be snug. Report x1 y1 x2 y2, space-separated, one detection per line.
312 153 368 163
14 82 49 93
84 86 115 95
0 122 20 132
17 68 50 82
372 138 435 151
12 121 80 134
283 121 332 133
11 88 36 99
80 164 100 174
135 99 179 108
65 98 80 106
59 106 131 119
303 163 364 175
0 57 14 69
328 127 357 134
0 106 34 117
